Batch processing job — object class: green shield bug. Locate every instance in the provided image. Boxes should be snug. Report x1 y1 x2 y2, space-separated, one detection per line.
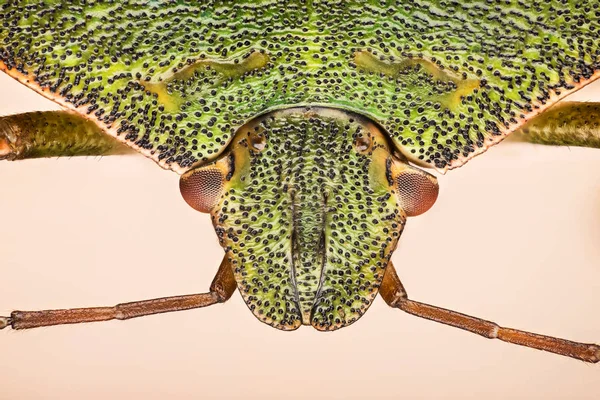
0 1 598 364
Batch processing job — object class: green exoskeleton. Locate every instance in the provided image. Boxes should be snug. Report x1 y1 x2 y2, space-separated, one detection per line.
0 1 598 363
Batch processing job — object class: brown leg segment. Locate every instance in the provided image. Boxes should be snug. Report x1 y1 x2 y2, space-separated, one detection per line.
0 256 237 330
380 263 599 363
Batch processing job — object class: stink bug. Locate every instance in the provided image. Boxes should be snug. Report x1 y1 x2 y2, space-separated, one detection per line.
0 0 598 364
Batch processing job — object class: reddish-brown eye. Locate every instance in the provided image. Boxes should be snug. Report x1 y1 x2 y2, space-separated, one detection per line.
179 167 224 213
395 167 439 217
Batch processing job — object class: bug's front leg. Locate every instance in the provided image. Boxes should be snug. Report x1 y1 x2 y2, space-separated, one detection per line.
0 110 133 160
0 256 236 330
513 102 600 149
380 263 600 363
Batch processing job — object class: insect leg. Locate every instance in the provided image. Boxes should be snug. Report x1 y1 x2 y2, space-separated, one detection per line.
512 102 600 149
380 263 599 363
0 110 133 160
0 256 236 330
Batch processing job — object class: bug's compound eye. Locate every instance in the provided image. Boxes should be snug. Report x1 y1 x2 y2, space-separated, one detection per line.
393 164 439 217
179 167 225 213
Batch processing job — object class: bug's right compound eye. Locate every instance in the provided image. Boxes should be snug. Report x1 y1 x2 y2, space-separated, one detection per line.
392 163 439 217
179 167 225 213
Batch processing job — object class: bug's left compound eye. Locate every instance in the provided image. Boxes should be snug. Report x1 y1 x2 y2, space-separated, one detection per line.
179 167 225 213
393 164 439 217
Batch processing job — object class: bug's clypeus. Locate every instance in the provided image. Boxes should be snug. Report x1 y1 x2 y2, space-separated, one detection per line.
0 1 599 363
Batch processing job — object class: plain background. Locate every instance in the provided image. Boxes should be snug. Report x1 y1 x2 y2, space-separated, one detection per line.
0 70 599 399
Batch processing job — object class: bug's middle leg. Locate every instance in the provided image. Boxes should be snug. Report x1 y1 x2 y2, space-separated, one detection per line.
380 263 599 363
0 110 133 160
0 256 237 330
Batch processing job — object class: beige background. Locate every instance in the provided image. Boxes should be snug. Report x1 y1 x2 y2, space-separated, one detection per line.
0 71 599 399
